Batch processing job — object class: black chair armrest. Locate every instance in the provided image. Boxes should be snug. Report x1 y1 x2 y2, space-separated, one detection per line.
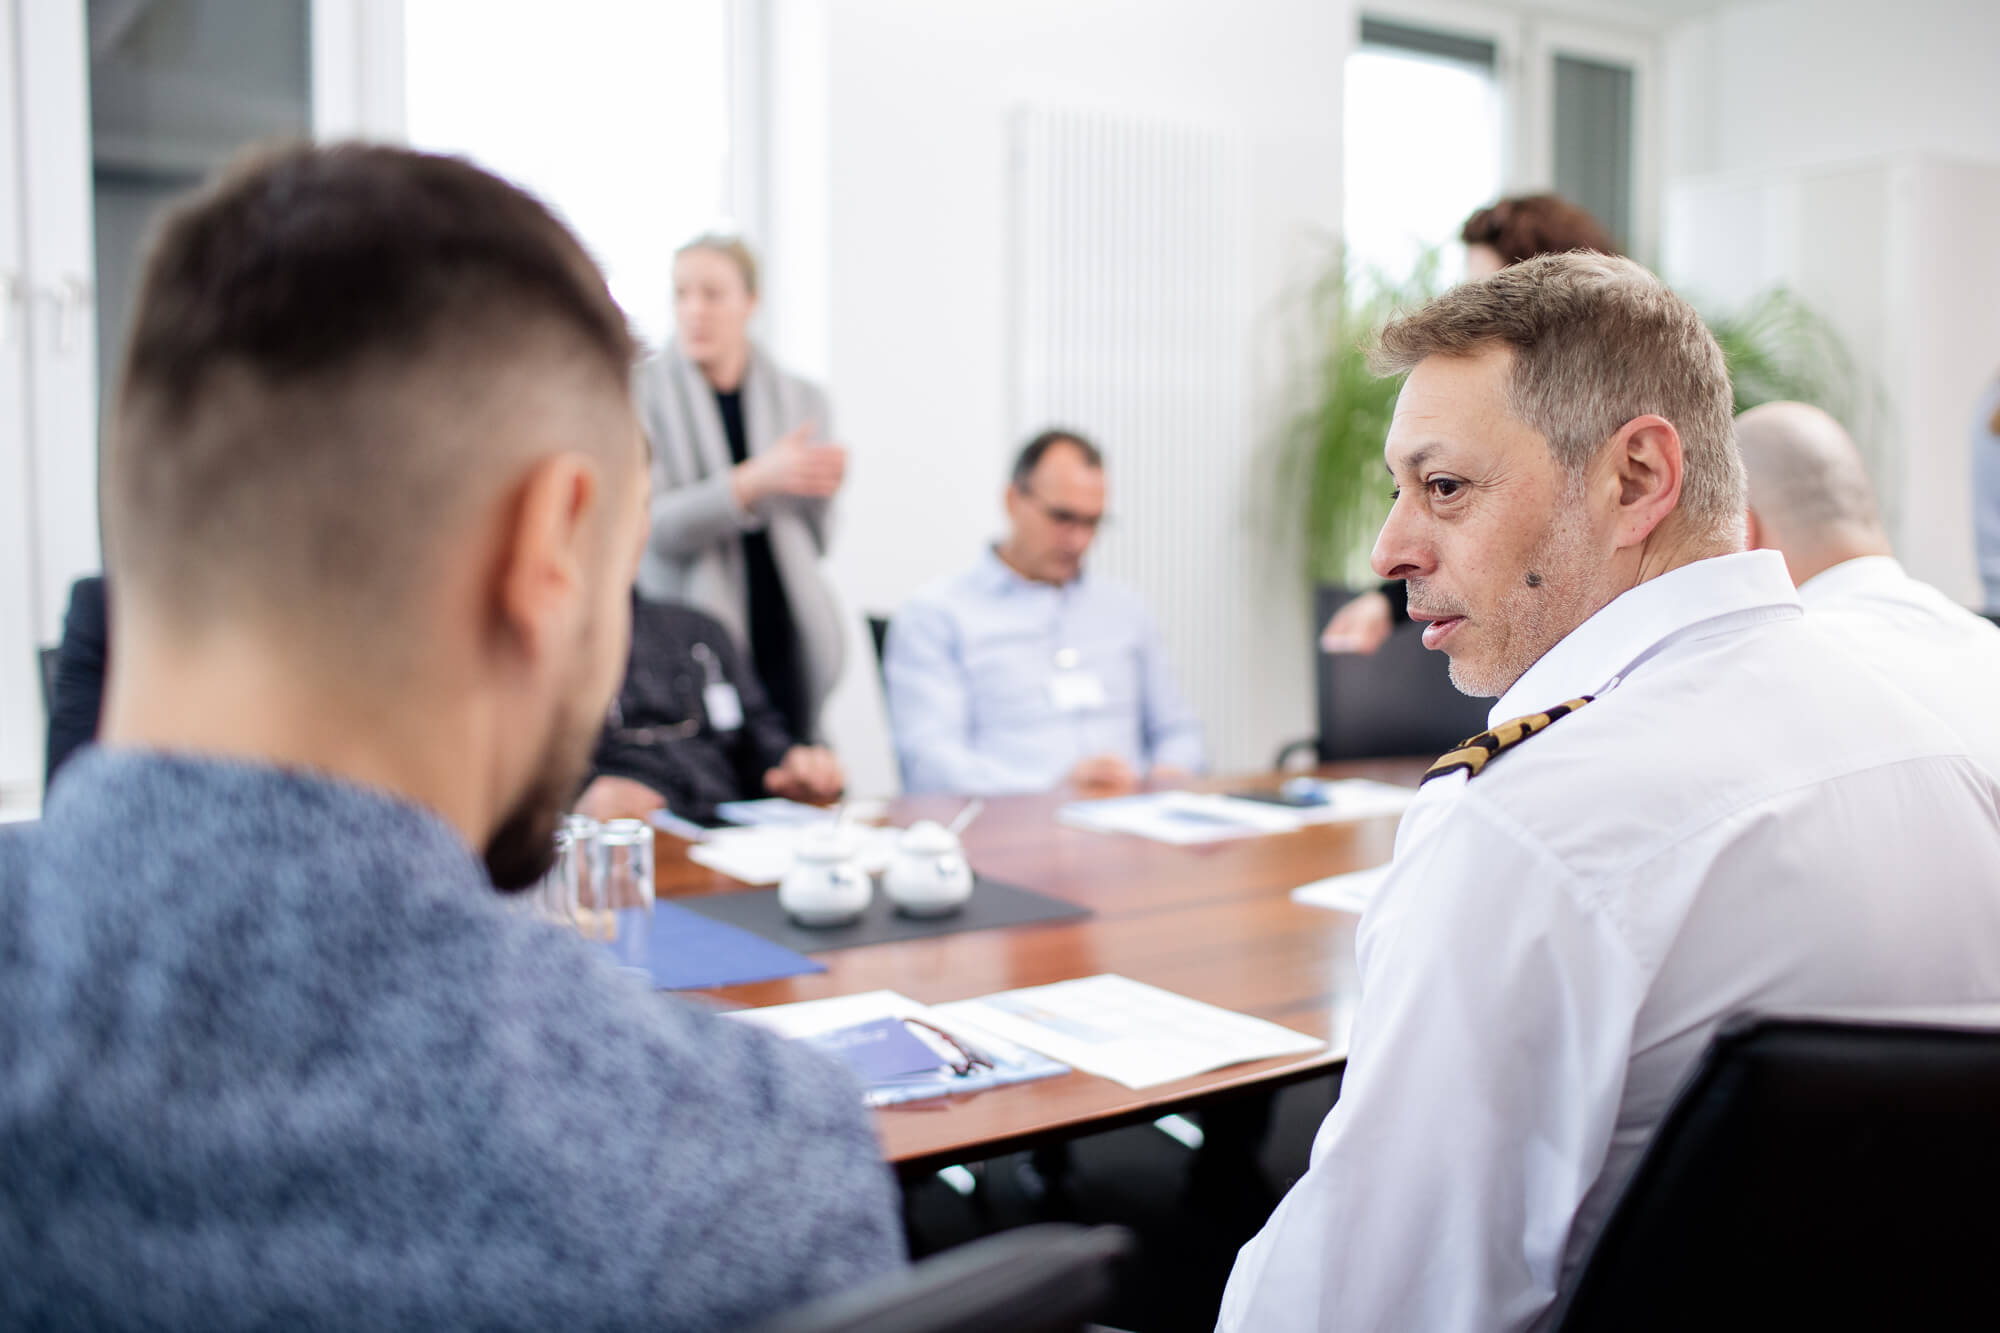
746 1224 1133 1333
1271 737 1320 772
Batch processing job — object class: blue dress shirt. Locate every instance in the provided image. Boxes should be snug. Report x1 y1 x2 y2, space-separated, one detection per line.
884 548 1205 794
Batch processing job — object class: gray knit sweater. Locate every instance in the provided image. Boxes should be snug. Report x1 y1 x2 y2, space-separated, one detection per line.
0 749 905 1329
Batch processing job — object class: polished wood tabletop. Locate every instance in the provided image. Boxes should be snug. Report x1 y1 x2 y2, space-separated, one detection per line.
655 760 1426 1177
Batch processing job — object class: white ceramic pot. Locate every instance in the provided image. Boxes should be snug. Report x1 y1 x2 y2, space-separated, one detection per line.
882 820 974 917
778 831 872 926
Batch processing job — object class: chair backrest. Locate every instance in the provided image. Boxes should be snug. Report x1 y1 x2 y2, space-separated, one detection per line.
815 606 903 798
1548 1012 2000 1332
1313 584 1489 761
745 1224 1132 1333
39 646 60 722
868 614 892 677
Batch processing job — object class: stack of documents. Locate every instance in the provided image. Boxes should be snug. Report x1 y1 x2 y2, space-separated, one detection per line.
1056 792 1308 844
934 975 1325 1089
1056 780 1416 846
726 990 1069 1107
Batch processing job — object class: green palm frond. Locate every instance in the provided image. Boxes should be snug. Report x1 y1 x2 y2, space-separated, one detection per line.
1268 242 1445 586
1267 256 1874 587
1705 286 1866 422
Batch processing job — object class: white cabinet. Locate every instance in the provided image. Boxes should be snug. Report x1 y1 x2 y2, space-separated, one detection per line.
1 0 98 798
0 0 40 797
0 0 355 803
1666 157 2000 607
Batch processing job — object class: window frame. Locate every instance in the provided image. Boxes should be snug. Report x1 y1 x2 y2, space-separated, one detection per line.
1356 1 1662 266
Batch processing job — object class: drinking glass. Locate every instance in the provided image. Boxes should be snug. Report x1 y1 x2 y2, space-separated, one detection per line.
551 814 600 927
587 817 655 979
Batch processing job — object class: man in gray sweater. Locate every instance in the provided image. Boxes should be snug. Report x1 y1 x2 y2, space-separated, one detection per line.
0 143 904 1328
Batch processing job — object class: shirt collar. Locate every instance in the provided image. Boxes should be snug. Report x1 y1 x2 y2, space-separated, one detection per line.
1797 554 1906 607
978 544 1088 595
1490 549 1803 726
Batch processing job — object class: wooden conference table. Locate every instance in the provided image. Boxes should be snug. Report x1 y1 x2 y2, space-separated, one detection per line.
654 759 1427 1178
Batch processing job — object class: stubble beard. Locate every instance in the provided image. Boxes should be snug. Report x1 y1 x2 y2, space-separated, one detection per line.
485 617 610 892
1442 499 1601 699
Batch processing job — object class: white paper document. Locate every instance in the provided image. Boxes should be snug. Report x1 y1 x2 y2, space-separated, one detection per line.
934 974 1325 1089
1291 863 1393 914
1287 779 1420 824
1057 782 1417 846
710 797 891 827
1056 792 1310 844
650 797 894 845
724 990 1068 1107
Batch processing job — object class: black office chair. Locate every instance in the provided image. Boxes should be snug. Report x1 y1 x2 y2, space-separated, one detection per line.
746 1224 1132 1333
867 614 892 679
1548 1010 2000 1332
39 645 59 722
1273 584 1491 767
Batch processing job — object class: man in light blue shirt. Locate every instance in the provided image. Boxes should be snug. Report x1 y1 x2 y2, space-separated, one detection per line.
885 429 1205 794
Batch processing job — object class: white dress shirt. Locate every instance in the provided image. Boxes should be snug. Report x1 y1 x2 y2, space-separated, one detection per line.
1798 554 2000 777
884 548 1205 794
1218 550 2000 1333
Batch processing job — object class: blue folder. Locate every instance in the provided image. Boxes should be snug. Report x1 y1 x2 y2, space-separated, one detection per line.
598 900 826 991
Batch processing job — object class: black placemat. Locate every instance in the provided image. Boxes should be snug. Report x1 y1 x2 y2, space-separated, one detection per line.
676 875 1090 954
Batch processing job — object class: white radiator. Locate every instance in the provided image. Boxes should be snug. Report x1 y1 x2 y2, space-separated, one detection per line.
1009 105 1311 773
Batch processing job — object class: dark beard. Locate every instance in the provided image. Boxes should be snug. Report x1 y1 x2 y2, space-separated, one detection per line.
485 702 598 893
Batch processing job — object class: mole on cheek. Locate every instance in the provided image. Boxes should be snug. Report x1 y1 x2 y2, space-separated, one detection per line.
1525 571 1544 588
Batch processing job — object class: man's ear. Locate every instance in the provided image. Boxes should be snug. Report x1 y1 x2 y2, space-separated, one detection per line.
493 453 600 664
1744 505 1768 551
1607 414 1685 551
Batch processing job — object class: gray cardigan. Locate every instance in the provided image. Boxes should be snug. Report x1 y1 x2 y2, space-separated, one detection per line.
0 748 905 1329
635 340 846 740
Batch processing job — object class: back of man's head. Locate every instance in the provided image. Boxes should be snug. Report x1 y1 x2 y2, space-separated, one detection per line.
1735 401 1889 581
106 141 638 642
1374 252 1743 551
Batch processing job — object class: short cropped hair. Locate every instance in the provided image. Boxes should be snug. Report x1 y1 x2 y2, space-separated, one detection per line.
1010 429 1103 490
107 142 636 621
675 233 760 298
1373 252 1743 543
1460 193 1620 266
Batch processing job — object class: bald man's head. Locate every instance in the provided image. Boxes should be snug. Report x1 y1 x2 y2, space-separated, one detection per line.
1736 401 1891 586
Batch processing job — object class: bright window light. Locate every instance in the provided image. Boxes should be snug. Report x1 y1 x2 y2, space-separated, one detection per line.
403 0 732 349
1343 45 1504 288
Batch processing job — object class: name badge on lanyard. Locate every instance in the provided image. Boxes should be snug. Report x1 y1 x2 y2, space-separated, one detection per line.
1048 646 1107 713
693 642 745 733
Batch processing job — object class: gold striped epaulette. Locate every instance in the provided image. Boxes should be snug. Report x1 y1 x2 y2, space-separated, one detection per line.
1421 696 1595 785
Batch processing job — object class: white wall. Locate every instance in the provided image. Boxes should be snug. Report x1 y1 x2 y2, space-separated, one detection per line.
1665 0 2000 180
768 0 1351 774
1662 0 2000 607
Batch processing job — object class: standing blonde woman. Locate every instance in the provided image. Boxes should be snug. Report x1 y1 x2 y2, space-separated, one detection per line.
634 235 847 741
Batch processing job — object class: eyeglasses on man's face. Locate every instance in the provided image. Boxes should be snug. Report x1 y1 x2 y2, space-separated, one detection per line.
1016 486 1109 534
